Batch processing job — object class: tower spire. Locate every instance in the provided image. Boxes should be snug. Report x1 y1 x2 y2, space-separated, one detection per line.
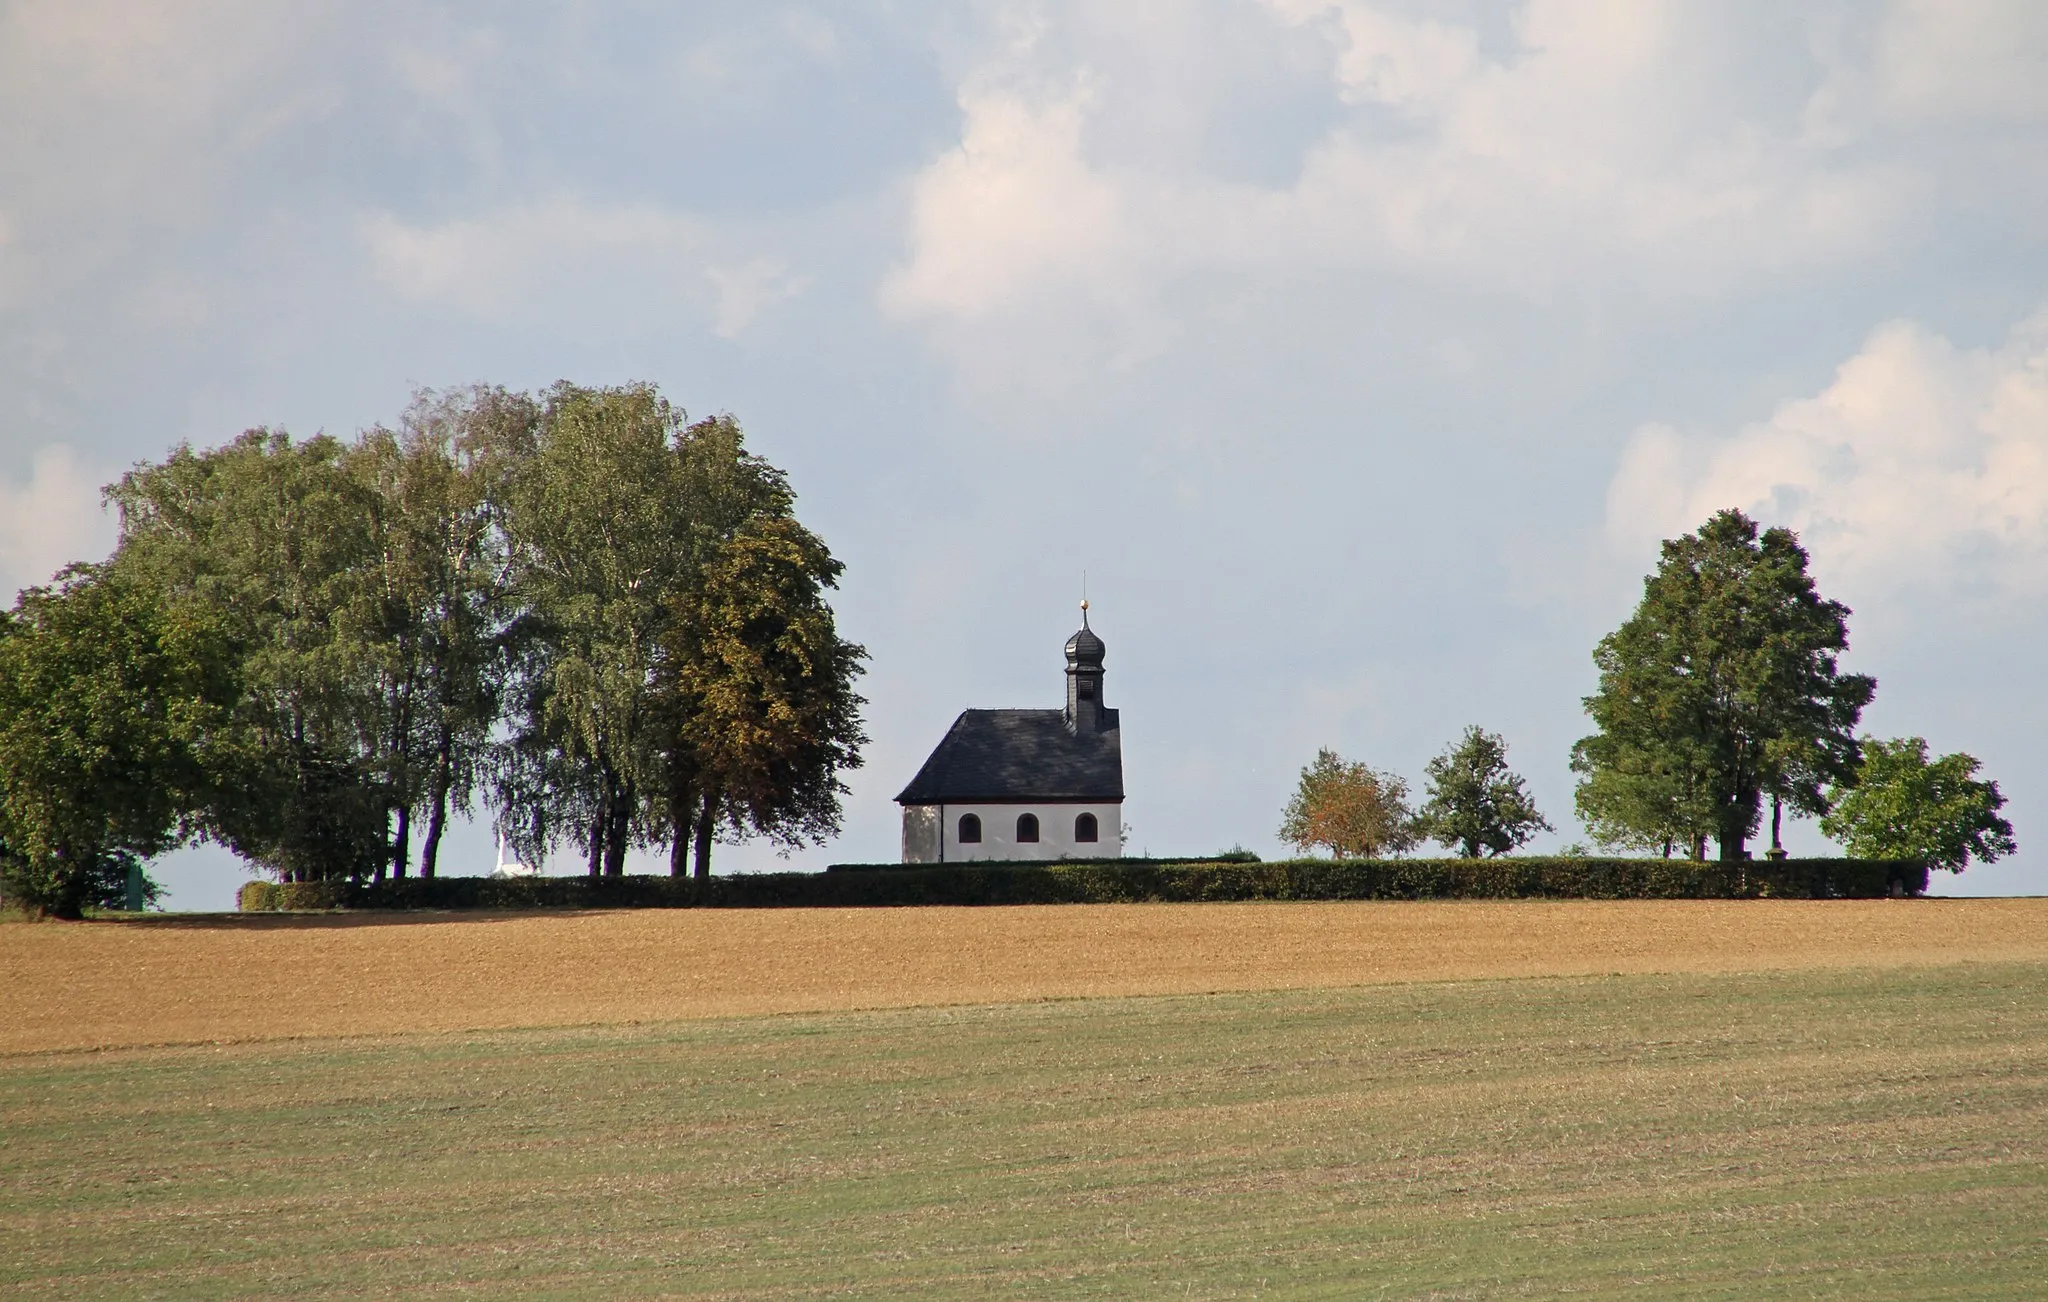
1064 599 1107 733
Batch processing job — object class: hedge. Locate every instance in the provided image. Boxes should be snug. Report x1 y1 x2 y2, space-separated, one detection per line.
235 856 1929 911
237 880 351 911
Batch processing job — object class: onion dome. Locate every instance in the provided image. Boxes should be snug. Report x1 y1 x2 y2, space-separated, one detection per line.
1065 600 1105 668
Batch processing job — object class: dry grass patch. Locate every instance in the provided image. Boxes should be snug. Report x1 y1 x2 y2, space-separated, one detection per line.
5 898 2046 1053
2 963 2043 1298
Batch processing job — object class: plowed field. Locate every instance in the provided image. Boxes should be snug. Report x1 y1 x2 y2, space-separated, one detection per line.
7 897 2044 1053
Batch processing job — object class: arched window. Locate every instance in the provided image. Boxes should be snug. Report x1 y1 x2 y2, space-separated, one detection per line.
1016 812 1040 843
958 813 982 844
1075 812 1099 843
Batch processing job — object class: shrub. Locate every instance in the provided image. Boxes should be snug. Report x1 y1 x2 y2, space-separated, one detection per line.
230 856 1928 911
237 879 348 911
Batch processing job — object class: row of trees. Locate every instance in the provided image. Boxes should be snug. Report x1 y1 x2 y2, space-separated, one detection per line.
1279 726 1553 859
0 383 866 916
1281 510 2015 872
1571 510 2011 868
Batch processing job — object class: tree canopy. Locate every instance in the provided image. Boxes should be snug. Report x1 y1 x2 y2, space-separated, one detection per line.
1819 737 2016 871
0 381 864 909
1571 509 1874 860
1414 727 1552 858
1278 749 1416 859
0 568 238 916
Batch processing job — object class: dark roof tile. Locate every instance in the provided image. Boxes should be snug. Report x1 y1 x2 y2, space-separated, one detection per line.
896 708 1122 803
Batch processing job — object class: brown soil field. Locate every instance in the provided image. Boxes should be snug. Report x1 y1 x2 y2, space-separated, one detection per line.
5 897 2044 1055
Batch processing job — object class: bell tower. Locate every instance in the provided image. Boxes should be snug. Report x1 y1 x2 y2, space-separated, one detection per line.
1064 600 1107 734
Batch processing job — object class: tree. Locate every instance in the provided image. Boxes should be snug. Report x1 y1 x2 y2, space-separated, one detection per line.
0 569 235 917
1278 749 1416 858
1572 510 1875 860
1819 737 2016 871
106 430 390 882
496 389 803 877
660 515 867 879
1414 726 1552 858
347 387 528 878
48 382 861 896
496 383 691 876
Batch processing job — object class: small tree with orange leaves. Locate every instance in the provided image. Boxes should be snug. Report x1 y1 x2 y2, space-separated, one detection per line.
1277 748 1417 859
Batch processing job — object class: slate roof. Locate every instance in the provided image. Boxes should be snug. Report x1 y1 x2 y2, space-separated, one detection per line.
896 708 1123 804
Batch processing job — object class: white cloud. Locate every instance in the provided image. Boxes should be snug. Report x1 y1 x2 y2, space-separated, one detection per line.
1605 310 2048 602
360 198 710 318
0 446 116 600
884 0 1921 350
359 197 806 337
1278 0 1477 115
0 0 344 236
1875 0 2048 121
706 257 808 339
882 80 1128 324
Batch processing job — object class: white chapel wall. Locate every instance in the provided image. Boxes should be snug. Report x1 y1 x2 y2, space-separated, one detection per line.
901 804 941 863
905 802 1123 862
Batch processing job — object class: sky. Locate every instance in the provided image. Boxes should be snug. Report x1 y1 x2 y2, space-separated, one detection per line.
4 0 2045 907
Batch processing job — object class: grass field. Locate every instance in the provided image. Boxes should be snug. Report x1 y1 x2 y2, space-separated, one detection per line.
7 898 2046 1053
5 902 2046 1296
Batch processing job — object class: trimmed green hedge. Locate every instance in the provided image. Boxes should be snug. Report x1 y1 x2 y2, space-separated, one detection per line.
237 880 351 911
235 856 1929 911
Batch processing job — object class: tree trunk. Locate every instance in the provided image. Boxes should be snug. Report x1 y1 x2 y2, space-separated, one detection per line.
392 806 409 879
419 769 448 880
420 726 454 878
692 792 717 882
603 776 632 877
668 782 696 877
586 811 603 877
1765 796 1789 862
51 851 87 920
1717 801 1748 862
396 805 412 875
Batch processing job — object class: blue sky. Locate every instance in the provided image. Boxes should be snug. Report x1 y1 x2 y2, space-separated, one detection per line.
4 0 2045 905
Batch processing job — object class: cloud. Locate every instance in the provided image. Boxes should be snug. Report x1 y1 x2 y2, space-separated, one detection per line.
884 0 1923 352
1875 0 2048 121
359 197 807 337
360 198 710 318
882 80 1128 324
0 0 344 241
0 446 116 600
1605 310 2048 604
706 257 809 339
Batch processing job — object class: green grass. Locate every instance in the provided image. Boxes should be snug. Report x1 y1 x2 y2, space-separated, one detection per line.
4 964 2045 1298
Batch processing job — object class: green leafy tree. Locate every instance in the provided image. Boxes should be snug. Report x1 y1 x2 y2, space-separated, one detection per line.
1414 726 1553 857
661 515 867 879
1820 737 2016 871
1278 749 1416 858
106 430 390 882
497 389 800 877
0 569 236 917
497 384 686 875
348 387 529 878
1572 510 1874 860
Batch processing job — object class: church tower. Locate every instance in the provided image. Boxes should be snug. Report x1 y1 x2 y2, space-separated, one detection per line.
896 601 1124 863
1065 601 1107 734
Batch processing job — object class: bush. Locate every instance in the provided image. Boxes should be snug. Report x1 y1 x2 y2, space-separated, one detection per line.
236 879 348 911
231 856 1929 911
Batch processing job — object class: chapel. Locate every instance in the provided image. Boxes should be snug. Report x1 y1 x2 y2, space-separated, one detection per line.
896 604 1124 862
